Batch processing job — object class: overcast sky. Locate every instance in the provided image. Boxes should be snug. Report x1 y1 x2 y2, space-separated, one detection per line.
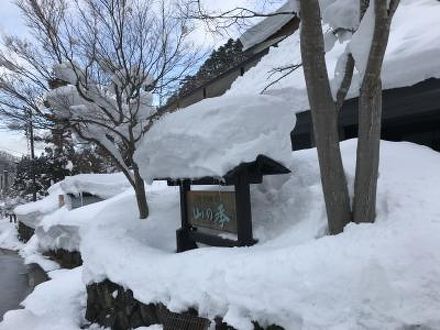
0 0 279 157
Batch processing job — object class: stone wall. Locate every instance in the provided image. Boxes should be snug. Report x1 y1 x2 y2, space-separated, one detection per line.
18 221 35 243
44 249 83 269
86 280 284 330
26 262 49 289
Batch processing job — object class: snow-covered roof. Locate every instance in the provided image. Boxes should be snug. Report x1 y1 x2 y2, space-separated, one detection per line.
239 1 297 51
232 0 440 108
135 94 295 183
14 172 130 227
52 173 131 199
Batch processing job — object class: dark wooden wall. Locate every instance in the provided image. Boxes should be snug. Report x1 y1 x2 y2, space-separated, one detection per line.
291 78 440 152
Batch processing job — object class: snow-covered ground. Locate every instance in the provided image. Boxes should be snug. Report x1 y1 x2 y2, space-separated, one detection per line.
1 1 439 329
0 221 23 251
0 267 86 330
2 140 440 329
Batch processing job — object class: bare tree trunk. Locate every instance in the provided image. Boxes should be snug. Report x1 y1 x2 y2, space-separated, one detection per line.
28 111 37 202
300 0 351 234
353 0 399 222
133 166 149 219
353 81 382 222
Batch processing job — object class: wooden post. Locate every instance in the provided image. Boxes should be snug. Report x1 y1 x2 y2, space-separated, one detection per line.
176 180 198 252
234 169 255 246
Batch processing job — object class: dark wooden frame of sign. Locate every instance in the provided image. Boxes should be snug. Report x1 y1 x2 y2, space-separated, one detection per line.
164 155 290 252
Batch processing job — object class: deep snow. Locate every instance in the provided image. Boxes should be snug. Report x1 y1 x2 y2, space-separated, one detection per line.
2 141 440 329
0 0 439 328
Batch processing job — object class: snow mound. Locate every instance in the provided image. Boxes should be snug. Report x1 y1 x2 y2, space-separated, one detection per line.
80 140 440 329
0 267 85 330
3 141 440 329
13 184 63 229
0 220 23 251
13 173 130 229
31 181 169 253
55 172 131 199
135 94 295 183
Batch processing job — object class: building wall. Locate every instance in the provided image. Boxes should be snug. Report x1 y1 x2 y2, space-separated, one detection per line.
291 78 440 152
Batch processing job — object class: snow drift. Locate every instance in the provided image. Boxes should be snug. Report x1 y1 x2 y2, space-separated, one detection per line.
3 140 437 329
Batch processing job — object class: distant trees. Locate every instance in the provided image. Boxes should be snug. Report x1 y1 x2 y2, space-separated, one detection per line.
167 38 248 104
1 0 201 218
9 143 112 201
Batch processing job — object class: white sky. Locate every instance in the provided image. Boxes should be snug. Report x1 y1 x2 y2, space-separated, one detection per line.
0 0 281 157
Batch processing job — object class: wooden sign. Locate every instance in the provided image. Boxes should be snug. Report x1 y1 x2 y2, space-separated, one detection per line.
187 191 237 233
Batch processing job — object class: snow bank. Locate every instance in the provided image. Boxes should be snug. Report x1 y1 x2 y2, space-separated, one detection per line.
3 141 440 329
79 140 440 329
13 185 63 229
0 220 23 251
0 267 85 330
230 0 440 109
13 173 130 229
31 181 167 253
136 94 295 182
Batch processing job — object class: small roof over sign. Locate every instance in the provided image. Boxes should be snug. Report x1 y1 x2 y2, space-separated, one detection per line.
135 93 295 183
165 155 291 186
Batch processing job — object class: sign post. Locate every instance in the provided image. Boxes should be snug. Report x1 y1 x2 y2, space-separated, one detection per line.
167 155 290 252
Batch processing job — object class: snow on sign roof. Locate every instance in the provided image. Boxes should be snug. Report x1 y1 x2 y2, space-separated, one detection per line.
239 1 297 51
135 94 295 183
50 173 131 199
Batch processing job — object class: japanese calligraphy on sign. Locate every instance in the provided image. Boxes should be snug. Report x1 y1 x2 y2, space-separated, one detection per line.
187 191 237 233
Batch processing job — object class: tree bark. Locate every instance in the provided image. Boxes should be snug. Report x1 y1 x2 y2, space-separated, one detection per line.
133 165 149 219
353 0 398 222
28 111 37 202
299 0 351 234
353 81 382 222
